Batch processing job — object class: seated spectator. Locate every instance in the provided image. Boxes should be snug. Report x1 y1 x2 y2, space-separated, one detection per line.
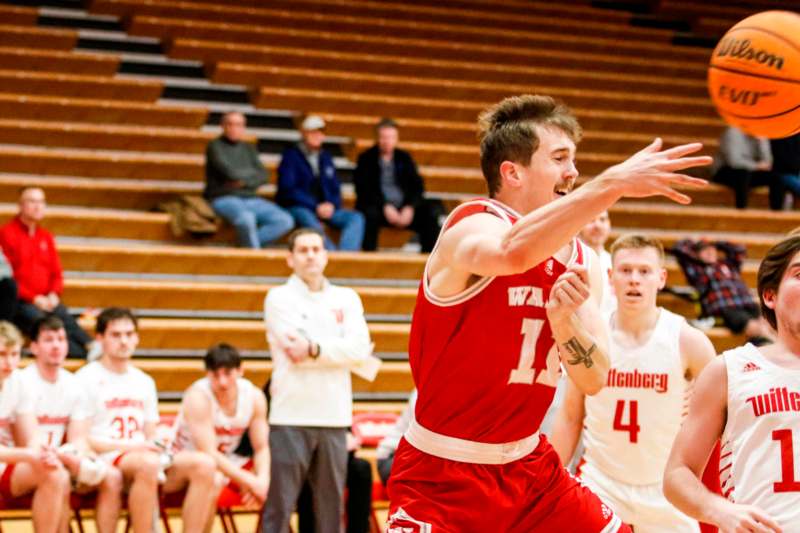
277 116 365 251
20 314 123 533
204 112 294 248
672 238 773 345
0 187 92 357
375 389 417 486
770 132 800 206
170 342 270 510
77 307 218 533
354 118 441 252
0 249 16 321
0 320 71 532
711 126 784 210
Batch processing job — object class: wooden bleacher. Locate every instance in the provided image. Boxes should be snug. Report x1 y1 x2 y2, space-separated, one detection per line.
0 0 796 422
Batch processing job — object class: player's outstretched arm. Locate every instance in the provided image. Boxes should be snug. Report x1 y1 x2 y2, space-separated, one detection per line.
663 358 782 533
549 377 586 465
435 140 708 281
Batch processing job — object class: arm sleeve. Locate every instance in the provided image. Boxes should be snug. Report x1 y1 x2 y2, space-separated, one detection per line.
315 290 372 367
323 155 343 210
716 241 746 270
403 153 425 207
246 144 268 189
277 151 317 210
49 234 63 295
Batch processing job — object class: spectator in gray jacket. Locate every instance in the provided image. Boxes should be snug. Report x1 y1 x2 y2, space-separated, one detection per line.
711 126 784 210
204 112 294 248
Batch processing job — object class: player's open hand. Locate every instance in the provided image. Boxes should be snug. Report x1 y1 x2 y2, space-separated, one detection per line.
546 265 590 325
597 138 711 205
716 502 782 533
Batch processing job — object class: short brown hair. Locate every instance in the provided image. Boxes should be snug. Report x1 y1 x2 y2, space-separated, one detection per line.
287 228 325 252
609 234 665 262
757 235 800 329
478 95 581 197
96 307 138 335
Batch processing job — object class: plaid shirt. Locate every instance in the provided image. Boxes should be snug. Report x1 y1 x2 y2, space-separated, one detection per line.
671 239 757 317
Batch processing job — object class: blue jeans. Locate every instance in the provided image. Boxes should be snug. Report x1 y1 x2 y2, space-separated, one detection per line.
781 173 800 196
211 195 294 248
287 206 365 251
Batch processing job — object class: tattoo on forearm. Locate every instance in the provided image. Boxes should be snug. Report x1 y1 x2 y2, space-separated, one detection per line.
563 337 596 368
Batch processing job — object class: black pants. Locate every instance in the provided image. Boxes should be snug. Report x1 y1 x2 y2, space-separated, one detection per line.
360 200 441 253
0 278 17 322
297 453 374 533
14 302 91 358
713 166 785 210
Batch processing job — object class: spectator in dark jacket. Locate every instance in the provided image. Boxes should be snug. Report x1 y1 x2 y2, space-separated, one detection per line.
0 187 91 357
204 112 294 248
672 238 772 345
771 133 800 204
277 116 364 251
354 118 441 252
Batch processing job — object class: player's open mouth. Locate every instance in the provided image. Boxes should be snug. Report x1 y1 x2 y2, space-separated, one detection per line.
626 290 643 297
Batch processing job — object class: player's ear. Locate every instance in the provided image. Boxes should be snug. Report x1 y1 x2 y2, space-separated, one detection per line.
762 288 777 311
498 160 521 189
658 267 667 290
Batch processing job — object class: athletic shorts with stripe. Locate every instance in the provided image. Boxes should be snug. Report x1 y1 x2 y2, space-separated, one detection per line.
386 434 630 533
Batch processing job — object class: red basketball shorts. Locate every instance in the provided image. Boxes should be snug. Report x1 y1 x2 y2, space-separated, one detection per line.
387 434 630 533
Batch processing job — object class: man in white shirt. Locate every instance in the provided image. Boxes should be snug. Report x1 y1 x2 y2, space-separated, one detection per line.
21 314 122 533
77 307 218 533
170 342 270 514
0 320 70 533
551 235 716 532
262 228 376 533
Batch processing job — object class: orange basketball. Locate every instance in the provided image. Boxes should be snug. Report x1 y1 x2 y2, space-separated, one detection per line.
708 10 800 139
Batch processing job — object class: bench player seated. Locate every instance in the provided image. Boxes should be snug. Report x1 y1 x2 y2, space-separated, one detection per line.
20 314 123 533
170 343 270 514
76 307 218 533
0 320 70 533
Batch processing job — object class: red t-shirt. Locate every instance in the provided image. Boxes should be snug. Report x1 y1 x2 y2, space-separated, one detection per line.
408 199 587 443
0 217 63 302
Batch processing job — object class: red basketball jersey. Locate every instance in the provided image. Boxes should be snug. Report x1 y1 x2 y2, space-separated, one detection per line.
409 198 587 443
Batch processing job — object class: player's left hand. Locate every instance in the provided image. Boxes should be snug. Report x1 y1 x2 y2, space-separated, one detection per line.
546 265 590 325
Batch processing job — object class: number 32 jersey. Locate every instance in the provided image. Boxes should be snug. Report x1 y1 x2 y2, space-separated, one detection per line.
720 344 800 526
408 199 587 444
76 361 159 451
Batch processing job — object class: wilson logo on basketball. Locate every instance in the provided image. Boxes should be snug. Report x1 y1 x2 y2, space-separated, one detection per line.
716 38 785 71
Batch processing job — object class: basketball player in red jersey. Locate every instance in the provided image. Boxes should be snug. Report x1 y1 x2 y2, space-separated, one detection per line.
385 94 711 532
664 236 800 532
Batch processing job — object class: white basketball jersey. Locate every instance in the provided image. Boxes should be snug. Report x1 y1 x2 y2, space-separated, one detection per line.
0 371 31 447
583 308 690 485
76 361 159 444
719 344 800 526
171 377 257 457
18 364 89 447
